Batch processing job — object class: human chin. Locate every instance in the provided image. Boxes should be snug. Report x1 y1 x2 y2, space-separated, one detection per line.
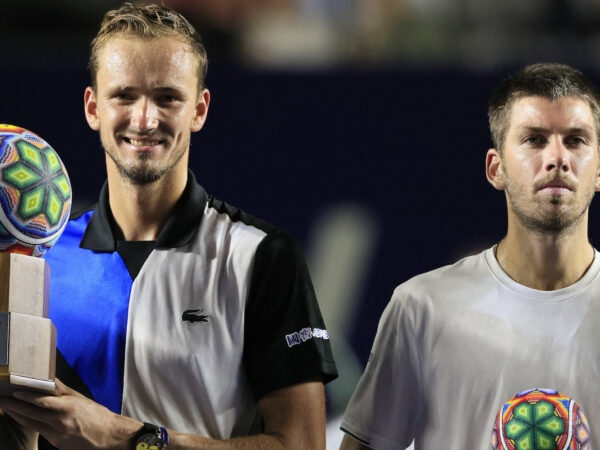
529 203 586 233
114 157 167 185
119 166 165 185
103 141 154 182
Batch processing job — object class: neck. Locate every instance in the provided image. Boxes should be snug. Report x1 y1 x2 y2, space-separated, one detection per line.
107 168 187 241
495 218 594 290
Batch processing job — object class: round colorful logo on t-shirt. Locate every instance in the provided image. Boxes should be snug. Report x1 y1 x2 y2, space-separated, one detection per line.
491 388 590 449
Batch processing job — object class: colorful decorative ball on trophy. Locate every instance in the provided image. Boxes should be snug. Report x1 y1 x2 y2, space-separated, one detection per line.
0 124 71 257
491 388 591 450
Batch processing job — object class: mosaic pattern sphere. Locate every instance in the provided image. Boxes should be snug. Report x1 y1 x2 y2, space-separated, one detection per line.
492 388 591 450
0 124 71 256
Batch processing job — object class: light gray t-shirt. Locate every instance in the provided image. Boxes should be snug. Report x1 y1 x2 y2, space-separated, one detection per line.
341 247 599 449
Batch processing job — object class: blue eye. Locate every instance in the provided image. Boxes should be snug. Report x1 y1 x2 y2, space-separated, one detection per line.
525 135 545 146
157 95 176 103
115 92 134 101
565 136 585 146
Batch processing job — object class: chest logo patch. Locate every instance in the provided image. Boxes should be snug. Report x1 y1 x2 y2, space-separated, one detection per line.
491 388 591 449
182 309 209 323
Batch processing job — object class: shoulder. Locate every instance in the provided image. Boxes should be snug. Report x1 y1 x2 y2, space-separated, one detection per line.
196 197 311 288
389 249 492 313
399 249 485 288
205 196 303 256
206 196 276 235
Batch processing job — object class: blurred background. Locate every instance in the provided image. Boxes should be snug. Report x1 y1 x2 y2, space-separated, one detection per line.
4 0 600 447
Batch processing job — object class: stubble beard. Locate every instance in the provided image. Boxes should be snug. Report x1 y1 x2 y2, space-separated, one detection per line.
507 183 595 234
108 150 166 185
102 136 188 186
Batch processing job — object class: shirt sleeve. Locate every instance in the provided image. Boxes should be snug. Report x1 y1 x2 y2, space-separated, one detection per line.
340 286 423 450
242 230 338 401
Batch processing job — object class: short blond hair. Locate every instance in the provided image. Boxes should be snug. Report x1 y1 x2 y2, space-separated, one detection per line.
89 2 208 91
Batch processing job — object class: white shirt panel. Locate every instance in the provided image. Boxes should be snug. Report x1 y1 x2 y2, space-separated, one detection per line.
121 205 266 438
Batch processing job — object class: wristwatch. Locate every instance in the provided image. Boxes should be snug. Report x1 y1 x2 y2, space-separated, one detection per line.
134 422 170 450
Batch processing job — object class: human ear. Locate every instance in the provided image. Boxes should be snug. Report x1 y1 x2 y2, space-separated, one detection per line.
84 87 100 131
486 148 506 190
191 88 211 132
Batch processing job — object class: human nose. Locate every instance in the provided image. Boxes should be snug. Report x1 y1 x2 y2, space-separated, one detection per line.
130 98 159 131
544 138 570 172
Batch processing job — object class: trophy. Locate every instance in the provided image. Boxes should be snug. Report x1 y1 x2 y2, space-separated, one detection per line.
0 124 71 394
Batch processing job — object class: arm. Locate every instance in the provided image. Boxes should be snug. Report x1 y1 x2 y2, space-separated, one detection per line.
338 287 422 449
339 434 372 450
0 377 326 450
170 379 326 449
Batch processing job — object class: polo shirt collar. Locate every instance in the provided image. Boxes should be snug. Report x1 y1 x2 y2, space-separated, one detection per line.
80 170 208 252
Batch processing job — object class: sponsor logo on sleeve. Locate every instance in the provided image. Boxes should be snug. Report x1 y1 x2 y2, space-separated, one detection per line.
286 332 301 347
285 327 330 348
299 327 313 342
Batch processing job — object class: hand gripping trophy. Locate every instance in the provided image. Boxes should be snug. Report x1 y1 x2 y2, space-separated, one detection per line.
0 124 72 448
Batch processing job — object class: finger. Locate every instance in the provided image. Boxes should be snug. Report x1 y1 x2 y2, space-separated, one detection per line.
10 384 63 408
0 395 56 422
0 400 59 437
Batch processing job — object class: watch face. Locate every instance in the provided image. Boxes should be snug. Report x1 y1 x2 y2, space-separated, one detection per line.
136 432 162 450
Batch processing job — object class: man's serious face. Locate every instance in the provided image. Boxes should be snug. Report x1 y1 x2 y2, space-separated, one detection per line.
500 95 600 233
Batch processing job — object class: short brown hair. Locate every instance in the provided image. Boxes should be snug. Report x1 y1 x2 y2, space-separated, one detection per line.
89 2 208 91
488 63 600 154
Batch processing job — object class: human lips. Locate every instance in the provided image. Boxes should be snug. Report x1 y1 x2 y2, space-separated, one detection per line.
127 137 162 147
535 177 575 193
119 132 166 148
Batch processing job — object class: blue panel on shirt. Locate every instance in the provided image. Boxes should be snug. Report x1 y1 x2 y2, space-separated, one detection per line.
43 211 131 413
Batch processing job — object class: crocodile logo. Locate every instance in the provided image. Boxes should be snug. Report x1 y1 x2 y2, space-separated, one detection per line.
182 309 209 323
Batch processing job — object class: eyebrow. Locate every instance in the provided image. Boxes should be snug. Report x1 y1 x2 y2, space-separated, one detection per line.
105 85 186 97
516 125 594 135
104 85 135 96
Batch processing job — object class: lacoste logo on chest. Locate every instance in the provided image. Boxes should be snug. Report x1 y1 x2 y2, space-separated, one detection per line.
182 308 209 323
